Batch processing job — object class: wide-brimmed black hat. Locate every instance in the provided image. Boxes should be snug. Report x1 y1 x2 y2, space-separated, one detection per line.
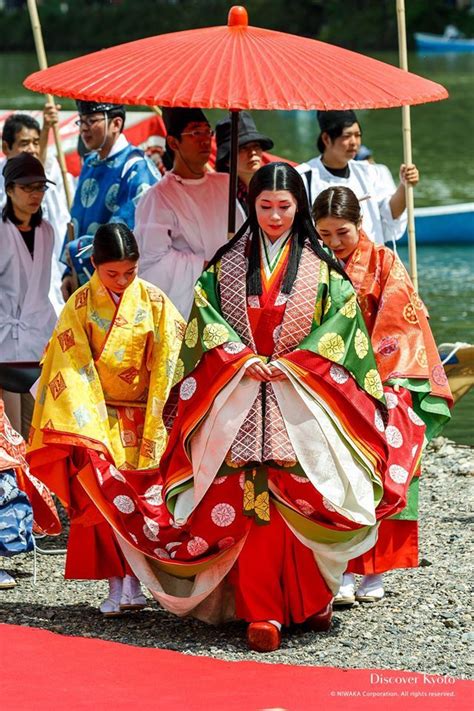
162 107 209 138
215 112 274 169
76 100 125 116
2 153 55 187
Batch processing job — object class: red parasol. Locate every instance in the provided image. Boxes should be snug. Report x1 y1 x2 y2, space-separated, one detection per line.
23 5 448 230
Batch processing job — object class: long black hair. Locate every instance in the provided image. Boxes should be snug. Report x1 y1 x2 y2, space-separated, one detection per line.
210 162 348 295
92 223 139 265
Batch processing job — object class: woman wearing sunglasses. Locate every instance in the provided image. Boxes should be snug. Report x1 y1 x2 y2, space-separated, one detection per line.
0 152 61 438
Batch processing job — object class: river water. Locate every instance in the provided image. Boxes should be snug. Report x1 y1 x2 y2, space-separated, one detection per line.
2 50 473 442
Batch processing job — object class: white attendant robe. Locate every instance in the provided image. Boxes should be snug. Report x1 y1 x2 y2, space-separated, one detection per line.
296 155 406 245
135 172 245 319
0 219 59 362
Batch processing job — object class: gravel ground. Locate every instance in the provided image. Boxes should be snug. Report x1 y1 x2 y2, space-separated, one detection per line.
1 436 473 678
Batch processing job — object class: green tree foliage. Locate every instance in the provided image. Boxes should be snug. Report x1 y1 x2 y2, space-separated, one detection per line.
0 0 472 52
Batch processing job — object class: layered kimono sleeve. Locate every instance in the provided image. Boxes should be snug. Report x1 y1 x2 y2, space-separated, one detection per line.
273 265 425 522
27 285 115 488
370 251 452 440
294 264 385 402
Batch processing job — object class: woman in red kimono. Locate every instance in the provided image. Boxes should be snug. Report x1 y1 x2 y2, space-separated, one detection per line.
312 186 452 604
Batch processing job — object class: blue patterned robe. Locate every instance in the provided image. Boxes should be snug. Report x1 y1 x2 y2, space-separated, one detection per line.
62 139 160 282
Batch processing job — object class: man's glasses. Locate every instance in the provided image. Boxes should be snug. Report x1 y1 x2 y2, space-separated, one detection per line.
17 183 49 194
180 129 215 139
74 117 106 128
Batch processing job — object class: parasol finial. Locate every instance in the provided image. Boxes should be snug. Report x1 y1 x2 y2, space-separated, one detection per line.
228 5 248 27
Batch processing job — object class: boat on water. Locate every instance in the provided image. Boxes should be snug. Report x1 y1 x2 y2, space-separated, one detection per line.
414 32 474 53
438 343 474 406
399 203 474 246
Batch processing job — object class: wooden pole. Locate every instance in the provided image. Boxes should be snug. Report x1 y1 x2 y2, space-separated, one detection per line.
396 0 418 292
26 0 73 209
227 110 240 238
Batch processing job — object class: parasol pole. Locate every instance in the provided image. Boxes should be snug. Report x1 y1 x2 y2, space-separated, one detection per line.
227 109 240 237
26 0 73 209
396 0 418 292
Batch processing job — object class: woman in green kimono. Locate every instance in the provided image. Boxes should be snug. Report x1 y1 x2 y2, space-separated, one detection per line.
81 164 424 652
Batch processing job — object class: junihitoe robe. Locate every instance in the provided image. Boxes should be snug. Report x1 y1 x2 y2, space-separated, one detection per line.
75 234 426 622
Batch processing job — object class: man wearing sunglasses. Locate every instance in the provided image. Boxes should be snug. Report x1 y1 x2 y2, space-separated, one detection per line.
135 107 244 319
60 101 160 300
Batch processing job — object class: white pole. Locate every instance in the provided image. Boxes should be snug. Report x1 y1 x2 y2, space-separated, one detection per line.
27 0 73 209
396 0 418 292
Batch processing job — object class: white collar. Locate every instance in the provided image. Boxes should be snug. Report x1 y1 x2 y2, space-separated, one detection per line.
261 228 292 253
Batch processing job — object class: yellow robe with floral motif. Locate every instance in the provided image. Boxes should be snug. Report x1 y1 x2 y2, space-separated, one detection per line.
26 273 184 579
29 272 184 470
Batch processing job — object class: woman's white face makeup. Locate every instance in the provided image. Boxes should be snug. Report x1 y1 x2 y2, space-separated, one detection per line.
255 189 298 241
316 216 360 260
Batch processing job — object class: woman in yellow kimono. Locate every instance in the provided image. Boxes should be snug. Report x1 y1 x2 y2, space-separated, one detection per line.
27 223 184 615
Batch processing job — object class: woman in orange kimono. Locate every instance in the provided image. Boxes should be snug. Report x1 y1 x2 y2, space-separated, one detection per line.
27 224 184 615
313 186 452 604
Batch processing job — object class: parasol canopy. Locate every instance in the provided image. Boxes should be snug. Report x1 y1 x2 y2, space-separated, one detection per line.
23 6 448 110
23 5 449 233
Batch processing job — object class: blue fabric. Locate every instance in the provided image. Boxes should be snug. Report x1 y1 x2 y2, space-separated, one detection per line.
0 469 33 557
61 142 160 280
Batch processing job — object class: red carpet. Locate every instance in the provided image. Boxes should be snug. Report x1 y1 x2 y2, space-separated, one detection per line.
1 624 471 710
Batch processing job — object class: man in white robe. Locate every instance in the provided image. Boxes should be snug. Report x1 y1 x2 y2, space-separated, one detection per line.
296 110 419 246
135 108 245 319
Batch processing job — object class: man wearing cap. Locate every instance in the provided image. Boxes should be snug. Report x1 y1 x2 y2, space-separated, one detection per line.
135 107 245 319
297 110 419 245
215 111 274 215
61 101 160 299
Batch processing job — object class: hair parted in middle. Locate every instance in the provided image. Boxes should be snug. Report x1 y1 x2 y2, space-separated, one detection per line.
92 223 140 265
312 186 362 226
209 162 348 295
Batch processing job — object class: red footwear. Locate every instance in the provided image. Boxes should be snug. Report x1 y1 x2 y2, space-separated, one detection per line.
305 602 333 632
246 622 281 652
